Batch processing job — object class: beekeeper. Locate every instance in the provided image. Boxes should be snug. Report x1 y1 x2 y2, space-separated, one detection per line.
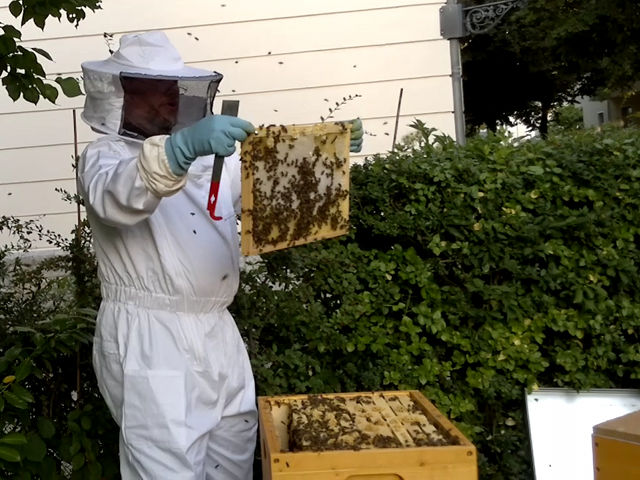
78 31 363 479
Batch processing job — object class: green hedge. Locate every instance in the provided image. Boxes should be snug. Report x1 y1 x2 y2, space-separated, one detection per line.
0 220 118 480
231 125 640 478
2 126 639 478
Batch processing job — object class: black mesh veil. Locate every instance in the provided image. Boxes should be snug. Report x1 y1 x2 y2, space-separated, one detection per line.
119 72 223 140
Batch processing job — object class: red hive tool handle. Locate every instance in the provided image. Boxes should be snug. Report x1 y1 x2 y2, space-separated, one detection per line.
208 100 240 220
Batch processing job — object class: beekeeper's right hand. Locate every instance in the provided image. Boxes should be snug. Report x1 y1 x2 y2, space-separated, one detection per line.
164 115 255 175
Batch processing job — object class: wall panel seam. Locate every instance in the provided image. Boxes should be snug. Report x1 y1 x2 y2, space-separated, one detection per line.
0 73 451 117
12 3 444 42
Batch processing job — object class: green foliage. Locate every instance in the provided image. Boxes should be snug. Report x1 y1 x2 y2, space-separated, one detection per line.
3 125 640 478
463 0 640 136
549 104 584 135
0 217 117 479
0 0 101 104
231 124 640 479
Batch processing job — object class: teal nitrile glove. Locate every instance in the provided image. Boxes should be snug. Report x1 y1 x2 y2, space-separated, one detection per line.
165 115 255 175
349 118 363 153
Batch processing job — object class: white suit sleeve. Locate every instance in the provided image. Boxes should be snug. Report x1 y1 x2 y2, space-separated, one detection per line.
137 135 188 197
76 137 155 227
78 135 189 228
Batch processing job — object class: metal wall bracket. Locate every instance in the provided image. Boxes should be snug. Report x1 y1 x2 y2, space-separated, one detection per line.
440 0 526 39
464 0 527 35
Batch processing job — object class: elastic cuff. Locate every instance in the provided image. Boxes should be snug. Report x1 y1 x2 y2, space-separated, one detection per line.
137 135 188 197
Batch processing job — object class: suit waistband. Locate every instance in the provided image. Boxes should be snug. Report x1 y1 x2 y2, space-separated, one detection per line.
100 284 231 313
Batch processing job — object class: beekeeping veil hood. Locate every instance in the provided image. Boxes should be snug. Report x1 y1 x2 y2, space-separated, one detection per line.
81 31 222 140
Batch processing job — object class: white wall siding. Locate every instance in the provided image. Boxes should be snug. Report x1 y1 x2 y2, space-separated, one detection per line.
0 0 453 249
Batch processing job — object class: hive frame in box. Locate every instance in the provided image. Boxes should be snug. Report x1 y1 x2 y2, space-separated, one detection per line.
240 122 351 256
258 390 478 480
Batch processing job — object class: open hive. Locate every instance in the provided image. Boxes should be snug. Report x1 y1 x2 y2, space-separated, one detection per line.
288 393 451 451
240 122 351 256
259 390 478 480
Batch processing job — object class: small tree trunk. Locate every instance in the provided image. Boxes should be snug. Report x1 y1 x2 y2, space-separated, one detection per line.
539 101 550 138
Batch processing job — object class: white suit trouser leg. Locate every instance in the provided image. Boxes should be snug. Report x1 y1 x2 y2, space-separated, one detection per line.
93 290 257 480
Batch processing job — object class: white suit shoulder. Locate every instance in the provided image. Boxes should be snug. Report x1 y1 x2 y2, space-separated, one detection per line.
79 135 162 227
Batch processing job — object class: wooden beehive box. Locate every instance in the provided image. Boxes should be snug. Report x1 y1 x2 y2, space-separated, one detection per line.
258 390 478 480
593 409 640 479
240 122 351 256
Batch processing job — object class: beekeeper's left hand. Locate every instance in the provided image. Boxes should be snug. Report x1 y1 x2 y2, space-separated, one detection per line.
349 118 363 153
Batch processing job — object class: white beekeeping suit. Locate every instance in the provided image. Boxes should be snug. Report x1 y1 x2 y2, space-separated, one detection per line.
78 31 257 479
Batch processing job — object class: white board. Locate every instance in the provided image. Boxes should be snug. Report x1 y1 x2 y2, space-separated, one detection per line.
526 388 640 480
